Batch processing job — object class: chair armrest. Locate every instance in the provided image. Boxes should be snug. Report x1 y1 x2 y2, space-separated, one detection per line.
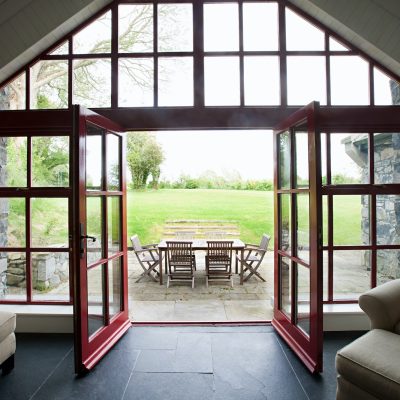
142 244 158 249
359 279 400 331
245 243 259 248
134 248 155 254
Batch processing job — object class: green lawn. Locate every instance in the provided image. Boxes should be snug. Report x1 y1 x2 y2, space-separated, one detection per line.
127 189 273 244
127 189 362 245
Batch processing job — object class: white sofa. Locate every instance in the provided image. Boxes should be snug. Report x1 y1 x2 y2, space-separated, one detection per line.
0 311 16 375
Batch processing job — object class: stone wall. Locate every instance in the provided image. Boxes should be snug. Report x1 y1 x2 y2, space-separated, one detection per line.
6 250 69 292
0 138 7 297
345 80 400 282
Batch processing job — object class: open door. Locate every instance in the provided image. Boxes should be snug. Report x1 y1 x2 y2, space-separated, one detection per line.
72 105 130 374
272 102 323 373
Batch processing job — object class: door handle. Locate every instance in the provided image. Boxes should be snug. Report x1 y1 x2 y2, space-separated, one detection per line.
81 235 96 243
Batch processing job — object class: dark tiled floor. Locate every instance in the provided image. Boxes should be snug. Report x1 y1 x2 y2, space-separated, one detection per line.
0 326 364 400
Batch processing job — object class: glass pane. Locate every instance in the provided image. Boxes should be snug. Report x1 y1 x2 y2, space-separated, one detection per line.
48 41 69 56
31 198 69 247
297 194 309 263
118 4 153 53
0 73 26 110
280 194 291 253
280 256 291 317
30 60 68 109
321 133 327 184
86 134 102 190
86 197 103 265
333 250 370 300
109 257 122 318
158 57 193 106
285 8 324 50
331 133 369 184
244 56 280 106
73 11 111 54
279 131 291 189
32 137 70 187
0 137 27 187
330 56 369 105
329 37 349 51
32 252 69 301
295 131 309 188
204 57 240 106
107 134 120 191
204 3 238 51
323 251 328 301
374 68 398 105
0 198 25 247
0 253 26 301
376 195 400 245
88 265 105 338
108 197 121 256
158 4 193 52
322 195 328 246
297 264 310 336
374 133 400 184
333 195 369 245
73 59 111 108
377 250 400 286
118 58 153 107
287 56 326 105
243 2 278 51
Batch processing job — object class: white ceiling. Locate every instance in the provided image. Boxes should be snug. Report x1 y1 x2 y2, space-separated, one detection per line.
0 0 399 84
288 0 400 77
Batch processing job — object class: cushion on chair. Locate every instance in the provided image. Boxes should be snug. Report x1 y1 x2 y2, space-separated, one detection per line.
0 311 16 343
336 329 400 400
336 375 380 400
0 332 16 365
394 320 400 335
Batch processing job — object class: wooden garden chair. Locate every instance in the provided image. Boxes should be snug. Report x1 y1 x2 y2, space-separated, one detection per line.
205 241 234 288
166 241 196 288
131 235 160 283
237 234 270 283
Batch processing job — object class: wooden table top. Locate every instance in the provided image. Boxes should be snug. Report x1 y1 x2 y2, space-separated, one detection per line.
158 239 245 250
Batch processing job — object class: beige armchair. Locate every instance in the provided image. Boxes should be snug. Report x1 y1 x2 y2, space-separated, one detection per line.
336 279 400 400
0 311 16 375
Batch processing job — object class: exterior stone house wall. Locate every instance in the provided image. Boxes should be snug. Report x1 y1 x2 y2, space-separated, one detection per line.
344 81 400 282
0 138 7 297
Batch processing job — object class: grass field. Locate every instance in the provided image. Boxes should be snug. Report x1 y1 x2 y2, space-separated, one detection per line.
6 189 363 247
127 189 363 245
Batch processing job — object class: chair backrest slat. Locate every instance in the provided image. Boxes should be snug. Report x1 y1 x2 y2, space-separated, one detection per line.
259 234 270 251
206 241 233 259
131 235 143 252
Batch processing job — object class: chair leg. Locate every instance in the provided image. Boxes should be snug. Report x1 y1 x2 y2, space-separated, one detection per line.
167 276 170 288
230 276 233 288
206 276 208 288
1 354 14 375
192 277 195 289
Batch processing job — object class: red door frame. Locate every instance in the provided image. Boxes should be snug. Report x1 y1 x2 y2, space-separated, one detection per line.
72 105 130 374
272 102 323 373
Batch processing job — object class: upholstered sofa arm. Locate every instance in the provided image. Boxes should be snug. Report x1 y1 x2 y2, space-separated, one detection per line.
359 279 400 332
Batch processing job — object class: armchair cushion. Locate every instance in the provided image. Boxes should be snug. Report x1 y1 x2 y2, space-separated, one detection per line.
336 329 400 400
0 311 16 343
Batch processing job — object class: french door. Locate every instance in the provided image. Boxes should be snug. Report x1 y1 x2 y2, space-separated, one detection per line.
73 106 130 374
272 102 323 373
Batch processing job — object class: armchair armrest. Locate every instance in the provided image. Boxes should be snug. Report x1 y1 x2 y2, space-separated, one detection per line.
359 279 400 332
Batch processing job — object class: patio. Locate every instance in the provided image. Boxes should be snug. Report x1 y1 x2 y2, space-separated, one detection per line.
128 251 275 322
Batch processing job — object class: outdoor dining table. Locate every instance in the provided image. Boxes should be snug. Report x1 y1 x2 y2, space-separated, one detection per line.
157 239 246 285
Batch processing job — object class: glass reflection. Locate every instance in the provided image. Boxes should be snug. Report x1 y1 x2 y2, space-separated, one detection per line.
86 197 103 264
279 131 291 189
109 258 122 318
108 197 121 256
280 194 291 253
107 134 120 191
296 263 310 336
280 256 291 317
88 266 105 338
86 134 102 190
297 194 309 263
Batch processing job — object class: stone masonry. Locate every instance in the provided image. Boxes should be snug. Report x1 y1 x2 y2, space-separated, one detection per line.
344 80 400 282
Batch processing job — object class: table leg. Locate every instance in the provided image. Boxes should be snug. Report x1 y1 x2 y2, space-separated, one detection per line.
240 248 244 285
159 248 163 285
235 250 238 274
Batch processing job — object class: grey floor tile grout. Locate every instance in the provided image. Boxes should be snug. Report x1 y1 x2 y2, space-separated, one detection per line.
121 349 141 400
29 346 74 400
274 336 311 400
